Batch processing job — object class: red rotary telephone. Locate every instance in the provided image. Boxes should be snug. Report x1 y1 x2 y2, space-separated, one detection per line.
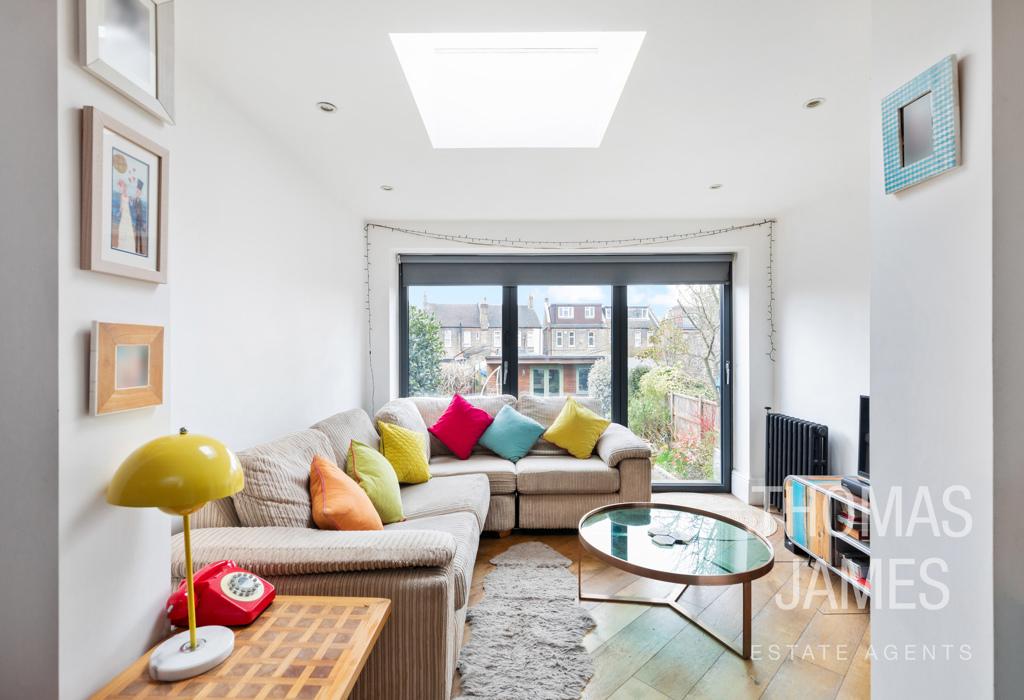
166 560 276 628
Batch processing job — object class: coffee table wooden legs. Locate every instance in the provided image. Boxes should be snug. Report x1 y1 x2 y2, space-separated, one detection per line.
578 559 754 659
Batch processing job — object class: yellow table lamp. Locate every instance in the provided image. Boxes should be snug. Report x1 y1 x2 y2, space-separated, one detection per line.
107 427 244 681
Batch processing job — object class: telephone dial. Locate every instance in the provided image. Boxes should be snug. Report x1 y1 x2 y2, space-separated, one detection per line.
166 560 276 628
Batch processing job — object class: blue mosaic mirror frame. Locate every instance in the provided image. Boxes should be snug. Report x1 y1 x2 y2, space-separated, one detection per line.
882 55 961 194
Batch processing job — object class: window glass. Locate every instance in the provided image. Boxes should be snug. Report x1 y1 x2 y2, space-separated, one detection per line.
627 284 723 484
517 286 611 416
407 285 502 396
577 366 591 394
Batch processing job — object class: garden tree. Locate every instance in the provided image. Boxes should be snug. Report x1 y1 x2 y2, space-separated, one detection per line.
439 361 481 395
674 285 722 399
637 318 691 367
587 358 612 417
408 306 444 395
628 364 651 398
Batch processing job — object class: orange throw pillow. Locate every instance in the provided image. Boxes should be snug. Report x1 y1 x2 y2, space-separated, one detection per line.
309 455 383 531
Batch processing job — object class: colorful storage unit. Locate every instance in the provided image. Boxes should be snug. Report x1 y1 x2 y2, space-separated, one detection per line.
783 475 871 595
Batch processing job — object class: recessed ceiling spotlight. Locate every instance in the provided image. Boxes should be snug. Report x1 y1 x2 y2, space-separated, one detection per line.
709 183 723 190
380 184 394 191
803 97 826 110
316 101 338 113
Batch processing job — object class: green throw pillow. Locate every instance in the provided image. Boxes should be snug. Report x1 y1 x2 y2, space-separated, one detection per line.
346 440 404 524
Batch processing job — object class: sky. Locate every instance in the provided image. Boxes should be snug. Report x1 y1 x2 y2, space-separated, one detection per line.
411 284 692 318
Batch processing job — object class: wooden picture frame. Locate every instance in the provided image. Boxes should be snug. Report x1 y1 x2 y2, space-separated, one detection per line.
91 322 165 415
82 106 169 283
79 0 176 123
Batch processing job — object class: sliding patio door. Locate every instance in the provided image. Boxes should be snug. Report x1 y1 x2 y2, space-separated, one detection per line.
399 255 733 492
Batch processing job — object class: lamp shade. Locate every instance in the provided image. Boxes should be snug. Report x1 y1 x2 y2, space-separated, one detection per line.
107 428 244 516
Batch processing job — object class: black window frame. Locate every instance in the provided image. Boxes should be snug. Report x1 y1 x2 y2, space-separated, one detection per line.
399 254 734 493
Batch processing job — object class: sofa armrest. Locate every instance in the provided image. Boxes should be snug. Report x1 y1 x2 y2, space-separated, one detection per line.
171 526 457 579
597 423 652 468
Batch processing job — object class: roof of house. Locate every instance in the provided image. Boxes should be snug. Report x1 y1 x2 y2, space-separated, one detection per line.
661 307 699 331
423 303 542 328
547 303 607 327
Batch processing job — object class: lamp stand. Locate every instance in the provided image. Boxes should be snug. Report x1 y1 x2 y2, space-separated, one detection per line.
148 514 234 681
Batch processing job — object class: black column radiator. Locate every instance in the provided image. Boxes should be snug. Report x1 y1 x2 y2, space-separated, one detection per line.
764 410 829 510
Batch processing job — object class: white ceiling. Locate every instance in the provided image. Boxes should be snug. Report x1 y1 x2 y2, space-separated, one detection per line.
178 1 870 221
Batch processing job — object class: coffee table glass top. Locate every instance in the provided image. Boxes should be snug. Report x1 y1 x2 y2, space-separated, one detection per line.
579 504 774 583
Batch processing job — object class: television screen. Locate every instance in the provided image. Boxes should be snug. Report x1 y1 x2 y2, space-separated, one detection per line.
858 395 869 479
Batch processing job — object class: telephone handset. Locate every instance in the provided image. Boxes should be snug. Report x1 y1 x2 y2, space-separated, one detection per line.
167 560 276 628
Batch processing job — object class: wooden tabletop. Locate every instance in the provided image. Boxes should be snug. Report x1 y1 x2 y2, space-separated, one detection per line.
92 595 390 700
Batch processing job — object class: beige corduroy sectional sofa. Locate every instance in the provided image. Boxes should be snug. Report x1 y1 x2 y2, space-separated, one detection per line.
172 394 651 700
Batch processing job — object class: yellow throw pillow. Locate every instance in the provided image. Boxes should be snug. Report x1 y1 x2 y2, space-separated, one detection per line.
542 397 611 459
378 421 431 484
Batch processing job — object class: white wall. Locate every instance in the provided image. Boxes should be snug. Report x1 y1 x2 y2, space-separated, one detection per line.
56 0 174 694
774 183 870 473
53 1 368 696
168 56 366 451
870 1 994 697
366 220 773 503
992 0 1024 694
0 2 59 697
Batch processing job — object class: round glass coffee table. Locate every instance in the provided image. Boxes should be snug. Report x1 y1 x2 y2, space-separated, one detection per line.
578 502 775 659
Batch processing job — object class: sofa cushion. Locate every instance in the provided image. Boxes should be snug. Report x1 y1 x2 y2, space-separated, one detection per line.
517 394 606 456
596 423 653 467
429 455 517 495
347 440 404 524
400 473 490 530
379 422 431 484
311 409 380 471
515 455 620 494
542 396 611 459
478 405 545 462
191 497 241 529
385 511 480 609
233 428 333 528
428 394 494 459
172 526 459 578
375 399 431 463
411 395 516 457
310 455 383 531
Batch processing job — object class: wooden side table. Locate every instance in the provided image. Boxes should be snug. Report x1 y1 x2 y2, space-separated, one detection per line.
92 596 390 699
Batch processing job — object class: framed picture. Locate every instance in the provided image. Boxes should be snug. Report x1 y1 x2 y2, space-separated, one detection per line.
79 0 175 123
91 322 165 415
82 106 169 283
882 54 961 194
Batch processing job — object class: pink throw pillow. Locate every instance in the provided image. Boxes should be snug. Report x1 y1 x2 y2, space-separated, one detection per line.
429 394 494 460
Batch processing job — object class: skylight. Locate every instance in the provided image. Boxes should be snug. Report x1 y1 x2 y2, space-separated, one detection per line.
389 32 646 149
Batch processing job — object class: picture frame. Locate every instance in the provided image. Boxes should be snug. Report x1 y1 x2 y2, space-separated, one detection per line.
91 322 165 415
82 106 169 284
79 0 175 123
882 54 961 194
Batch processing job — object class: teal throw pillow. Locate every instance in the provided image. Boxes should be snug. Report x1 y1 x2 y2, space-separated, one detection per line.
478 405 545 462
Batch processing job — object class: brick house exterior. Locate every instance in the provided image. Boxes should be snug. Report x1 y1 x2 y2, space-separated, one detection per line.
420 295 657 397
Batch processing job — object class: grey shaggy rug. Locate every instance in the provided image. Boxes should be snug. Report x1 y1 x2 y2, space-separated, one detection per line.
457 542 596 699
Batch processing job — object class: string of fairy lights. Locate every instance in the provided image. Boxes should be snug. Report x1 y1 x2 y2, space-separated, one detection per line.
362 219 778 406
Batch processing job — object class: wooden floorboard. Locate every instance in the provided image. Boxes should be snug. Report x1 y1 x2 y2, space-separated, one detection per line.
455 501 870 699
